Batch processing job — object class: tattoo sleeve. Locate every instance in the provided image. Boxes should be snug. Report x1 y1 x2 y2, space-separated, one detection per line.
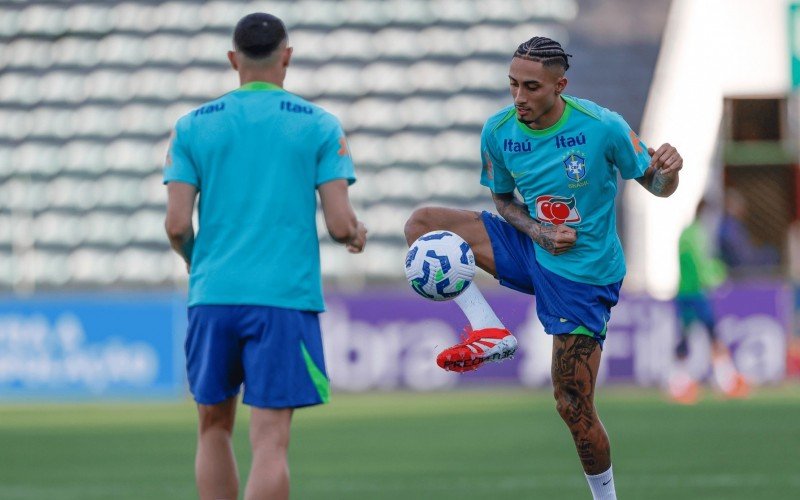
639 167 678 197
492 192 560 252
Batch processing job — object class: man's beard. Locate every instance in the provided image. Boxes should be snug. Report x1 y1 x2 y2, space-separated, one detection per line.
517 113 534 125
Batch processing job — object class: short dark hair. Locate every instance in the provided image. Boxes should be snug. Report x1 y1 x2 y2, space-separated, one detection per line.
233 13 287 58
513 37 572 71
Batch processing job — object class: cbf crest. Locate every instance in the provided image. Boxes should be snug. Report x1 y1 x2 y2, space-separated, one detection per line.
563 153 586 181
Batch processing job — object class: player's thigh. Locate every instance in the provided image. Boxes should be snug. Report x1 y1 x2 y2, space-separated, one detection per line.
241 307 329 409
186 306 245 405
551 334 603 405
405 206 496 276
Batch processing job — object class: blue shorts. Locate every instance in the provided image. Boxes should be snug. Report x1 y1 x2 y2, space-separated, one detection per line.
675 294 716 336
481 211 621 346
186 305 330 409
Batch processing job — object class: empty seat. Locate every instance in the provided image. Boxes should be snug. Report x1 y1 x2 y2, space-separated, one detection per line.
103 140 157 173
19 4 66 36
3 39 52 69
111 2 154 32
62 141 108 175
0 215 13 246
97 35 146 65
0 73 40 105
12 145 61 179
361 63 410 94
66 3 112 34
68 248 119 284
200 1 249 30
374 29 423 59
34 211 85 247
294 1 343 26
51 37 99 67
188 33 231 64
46 177 98 211
82 69 131 101
322 29 375 60
153 1 203 31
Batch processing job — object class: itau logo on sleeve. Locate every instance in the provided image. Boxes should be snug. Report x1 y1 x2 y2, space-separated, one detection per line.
535 195 581 225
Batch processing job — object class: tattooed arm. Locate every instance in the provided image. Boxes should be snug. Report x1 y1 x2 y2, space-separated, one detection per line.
492 191 577 255
636 143 682 197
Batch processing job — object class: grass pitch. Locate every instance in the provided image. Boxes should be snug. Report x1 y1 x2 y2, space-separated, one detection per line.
1 386 798 499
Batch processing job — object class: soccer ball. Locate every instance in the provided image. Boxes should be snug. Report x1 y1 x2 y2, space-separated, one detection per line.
404 230 476 301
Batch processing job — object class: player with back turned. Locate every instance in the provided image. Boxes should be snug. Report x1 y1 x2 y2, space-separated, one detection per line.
405 37 682 499
163 13 366 500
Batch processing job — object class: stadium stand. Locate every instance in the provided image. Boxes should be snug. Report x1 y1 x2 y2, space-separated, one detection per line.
0 0 667 291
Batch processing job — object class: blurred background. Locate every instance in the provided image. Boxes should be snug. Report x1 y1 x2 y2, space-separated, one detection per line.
1 0 799 499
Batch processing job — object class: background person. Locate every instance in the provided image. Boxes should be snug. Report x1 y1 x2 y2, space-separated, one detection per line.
164 13 367 500
668 199 749 404
718 187 780 274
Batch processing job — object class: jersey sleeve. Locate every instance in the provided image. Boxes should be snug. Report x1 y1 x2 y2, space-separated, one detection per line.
608 112 650 180
479 122 515 193
163 117 200 188
316 114 356 187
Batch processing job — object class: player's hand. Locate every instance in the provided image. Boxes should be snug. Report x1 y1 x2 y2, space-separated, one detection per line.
535 224 577 255
648 143 682 176
346 221 367 253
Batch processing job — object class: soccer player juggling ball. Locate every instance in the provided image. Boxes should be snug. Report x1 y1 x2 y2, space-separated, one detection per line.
164 13 366 500
405 37 681 500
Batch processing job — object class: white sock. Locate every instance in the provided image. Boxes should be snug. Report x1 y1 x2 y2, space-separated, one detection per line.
667 361 694 393
585 465 616 500
453 283 505 330
712 352 738 392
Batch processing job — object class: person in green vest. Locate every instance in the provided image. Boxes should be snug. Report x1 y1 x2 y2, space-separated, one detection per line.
667 199 750 404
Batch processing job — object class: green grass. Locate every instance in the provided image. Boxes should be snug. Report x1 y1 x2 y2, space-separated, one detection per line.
1 386 799 499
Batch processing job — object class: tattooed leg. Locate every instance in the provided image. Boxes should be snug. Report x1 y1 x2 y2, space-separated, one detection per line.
551 334 610 474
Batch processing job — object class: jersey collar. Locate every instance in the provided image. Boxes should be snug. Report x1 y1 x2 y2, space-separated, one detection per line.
237 81 283 91
515 97 572 137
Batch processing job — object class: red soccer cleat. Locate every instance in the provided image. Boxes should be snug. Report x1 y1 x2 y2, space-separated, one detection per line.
436 327 518 373
667 372 699 405
721 372 751 399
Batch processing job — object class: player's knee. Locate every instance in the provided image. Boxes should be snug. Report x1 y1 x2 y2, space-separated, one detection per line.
197 403 236 434
404 207 436 244
250 430 290 455
553 387 570 420
552 382 595 422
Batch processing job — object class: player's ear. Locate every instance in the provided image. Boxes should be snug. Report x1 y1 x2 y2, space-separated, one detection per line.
282 46 293 68
227 50 239 71
555 76 568 95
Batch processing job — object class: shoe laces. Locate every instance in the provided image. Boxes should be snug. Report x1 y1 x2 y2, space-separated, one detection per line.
458 326 474 344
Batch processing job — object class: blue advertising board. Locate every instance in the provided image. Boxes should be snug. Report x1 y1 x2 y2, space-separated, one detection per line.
0 283 791 400
0 293 186 400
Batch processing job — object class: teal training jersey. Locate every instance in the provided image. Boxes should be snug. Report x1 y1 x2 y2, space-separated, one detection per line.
480 95 650 285
163 81 355 311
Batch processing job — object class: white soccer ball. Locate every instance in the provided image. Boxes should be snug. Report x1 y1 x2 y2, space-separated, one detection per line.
404 230 476 301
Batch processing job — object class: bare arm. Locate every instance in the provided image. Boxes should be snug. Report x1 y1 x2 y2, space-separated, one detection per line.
636 143 682 197
165 182 198 270
318 179 367 253
492 191 576 255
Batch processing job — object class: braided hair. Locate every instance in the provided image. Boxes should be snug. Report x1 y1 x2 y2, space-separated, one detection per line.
513 37 572 71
